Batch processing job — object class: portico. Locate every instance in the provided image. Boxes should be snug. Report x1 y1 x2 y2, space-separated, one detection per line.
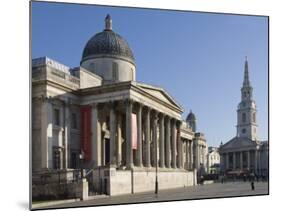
81 81 194 172
77 81 198 195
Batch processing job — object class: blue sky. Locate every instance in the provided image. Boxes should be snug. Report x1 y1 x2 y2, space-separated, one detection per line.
31 2 268 147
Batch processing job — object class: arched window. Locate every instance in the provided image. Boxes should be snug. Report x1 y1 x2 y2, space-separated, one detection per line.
253 112 256 123
242 128 246 134
242 113 246 123
112 62 118 81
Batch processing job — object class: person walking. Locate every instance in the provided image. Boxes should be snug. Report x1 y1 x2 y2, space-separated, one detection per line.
251 181 255 191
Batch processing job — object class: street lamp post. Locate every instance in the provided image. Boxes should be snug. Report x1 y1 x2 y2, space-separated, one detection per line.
79 150 85 179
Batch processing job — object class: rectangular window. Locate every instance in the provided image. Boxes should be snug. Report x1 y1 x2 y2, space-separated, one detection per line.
71 152 77 169
54 108 60 126
112 62 118 80
71 113 77 129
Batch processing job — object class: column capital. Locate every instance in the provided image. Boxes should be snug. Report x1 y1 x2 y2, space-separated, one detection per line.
62 97 71 106
41 95 53 103
144 106 151 113
176 120 182 129
165 115 171 122
137 102 144 109
125 98 134 106
108 100 118 109
91 102 99 108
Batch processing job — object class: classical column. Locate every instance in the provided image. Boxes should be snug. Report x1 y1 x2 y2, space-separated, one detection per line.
63 99 70 169
145 107 151 168
171 119 177 168
109 102 116 166
165 116 171 168
41 97 53 169
59 106 64 169
152 111 158 167
233 152 236 170
195 143 200 169
190 141 193 170
136 103 143 167
240 151 243 170
176 122 183 168
159 113 165 168
125 100 133 169
226 153 229 170
255 150 258 174
92 103 101 167
247 151 251 170
116 114 122 167
185 141 189 170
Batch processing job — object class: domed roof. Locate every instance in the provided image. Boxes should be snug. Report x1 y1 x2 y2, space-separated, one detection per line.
186 111 196 121
81 15 135 65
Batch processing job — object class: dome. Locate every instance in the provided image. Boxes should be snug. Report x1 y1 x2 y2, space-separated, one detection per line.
81 15 135 65
186 111 196 121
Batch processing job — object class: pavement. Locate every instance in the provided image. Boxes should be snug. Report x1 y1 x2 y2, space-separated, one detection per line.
33 181 269 210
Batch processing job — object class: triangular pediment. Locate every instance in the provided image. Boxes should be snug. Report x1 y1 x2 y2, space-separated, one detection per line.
221 136 258 151
135 82 183 111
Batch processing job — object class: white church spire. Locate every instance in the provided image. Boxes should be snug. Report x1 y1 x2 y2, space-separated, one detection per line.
243 56 251 87
236 58 258 140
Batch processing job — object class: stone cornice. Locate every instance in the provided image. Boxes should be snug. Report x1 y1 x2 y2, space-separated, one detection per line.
79 81 183 114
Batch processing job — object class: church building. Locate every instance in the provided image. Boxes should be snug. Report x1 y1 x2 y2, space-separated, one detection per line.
32 15 208 198
219 58 268 177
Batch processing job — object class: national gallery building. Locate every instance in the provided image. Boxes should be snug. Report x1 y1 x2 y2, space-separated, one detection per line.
32 15 207 198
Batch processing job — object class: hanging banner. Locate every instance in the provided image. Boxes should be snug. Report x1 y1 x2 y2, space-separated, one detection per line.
131 113 138 149
80 106 92 161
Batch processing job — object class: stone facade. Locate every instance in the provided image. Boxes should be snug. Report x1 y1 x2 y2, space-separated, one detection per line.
207 147 220 174
32 15 207 198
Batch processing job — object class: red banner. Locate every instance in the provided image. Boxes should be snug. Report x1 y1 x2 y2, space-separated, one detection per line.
131 113 137 149
80 106 92 162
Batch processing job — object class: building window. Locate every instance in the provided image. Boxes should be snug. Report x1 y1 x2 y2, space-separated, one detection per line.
242 128 246 134
131 68 134 80
54 108 60 126
112 62 118 80
242 113 246 123
71 113 77 129
253 112 256 123
71 152 78 169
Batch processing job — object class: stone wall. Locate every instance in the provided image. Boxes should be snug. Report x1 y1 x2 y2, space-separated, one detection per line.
92 168 196 196
32 179 88 201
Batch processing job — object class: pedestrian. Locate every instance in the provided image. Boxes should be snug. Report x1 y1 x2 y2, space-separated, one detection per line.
251 181 255 191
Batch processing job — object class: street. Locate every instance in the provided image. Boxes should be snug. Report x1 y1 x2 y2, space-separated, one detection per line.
36 181 268 210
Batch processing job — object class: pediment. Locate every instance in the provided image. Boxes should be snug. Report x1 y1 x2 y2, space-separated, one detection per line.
135 82 183 111
221 136 258 150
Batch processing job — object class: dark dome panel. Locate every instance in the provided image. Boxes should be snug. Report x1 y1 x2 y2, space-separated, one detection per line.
81 30 135 64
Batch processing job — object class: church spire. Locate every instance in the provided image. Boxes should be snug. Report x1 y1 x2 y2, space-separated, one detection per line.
243 56 251 87
237 57 257 140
